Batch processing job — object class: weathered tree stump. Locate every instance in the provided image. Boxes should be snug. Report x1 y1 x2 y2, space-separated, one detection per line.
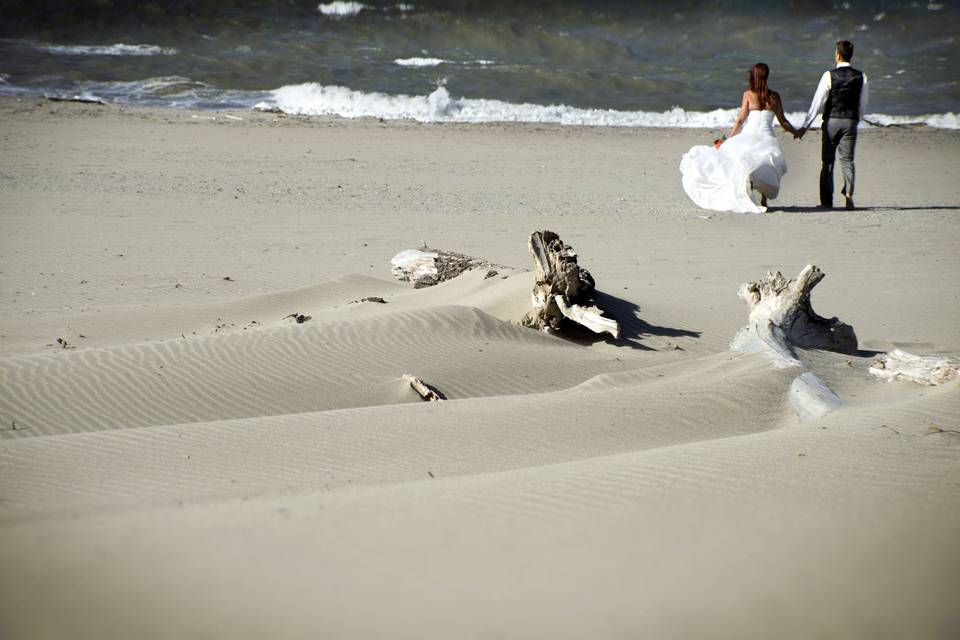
731 265 857 367
869 350 959 386
391 246 503 288
522 230 619 338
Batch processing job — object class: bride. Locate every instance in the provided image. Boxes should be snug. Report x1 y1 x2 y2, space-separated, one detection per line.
680 63 800 213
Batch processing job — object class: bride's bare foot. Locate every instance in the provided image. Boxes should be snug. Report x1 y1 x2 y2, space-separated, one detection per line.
760 195 768 208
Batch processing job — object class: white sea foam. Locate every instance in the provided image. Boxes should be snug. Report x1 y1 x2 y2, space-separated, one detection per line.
267 83 737 126
394 57 447 67
318 2 366 16
395 58 494 67
396 3 415 10
36 43 178 56
262 83 960 129
868 112 959 128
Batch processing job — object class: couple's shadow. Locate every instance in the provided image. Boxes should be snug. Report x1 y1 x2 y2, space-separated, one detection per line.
774 204 960 213
554 290 701 351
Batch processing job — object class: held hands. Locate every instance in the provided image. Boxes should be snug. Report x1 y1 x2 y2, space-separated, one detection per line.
793 127 806 140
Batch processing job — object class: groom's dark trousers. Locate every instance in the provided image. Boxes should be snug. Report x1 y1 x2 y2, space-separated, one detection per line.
820 117 857 207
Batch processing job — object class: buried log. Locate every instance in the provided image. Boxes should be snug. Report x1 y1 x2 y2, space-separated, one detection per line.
869 349 959 386
391 246 505 288
47 94 108 105
522 230 620 339
730 265 857 367
789 372 844 422
402 374 446 401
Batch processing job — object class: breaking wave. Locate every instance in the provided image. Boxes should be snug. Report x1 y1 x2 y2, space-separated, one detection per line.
318 2 416 17
317 2 367 17
3 74 954 130
394 57 447 67
259 83 960 129
394 58 495 67
34 42 178 56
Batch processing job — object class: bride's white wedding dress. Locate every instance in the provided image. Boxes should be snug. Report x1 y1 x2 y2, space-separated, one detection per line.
680 110 787 213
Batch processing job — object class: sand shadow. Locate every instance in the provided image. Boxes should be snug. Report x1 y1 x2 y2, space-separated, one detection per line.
775 205 960 213
868 205 960 212
554 290 701 351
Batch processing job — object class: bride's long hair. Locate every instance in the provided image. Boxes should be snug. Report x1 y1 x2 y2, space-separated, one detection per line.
749 63 770 109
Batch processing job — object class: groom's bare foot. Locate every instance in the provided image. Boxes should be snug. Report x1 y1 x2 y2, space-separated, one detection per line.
845 195 855 210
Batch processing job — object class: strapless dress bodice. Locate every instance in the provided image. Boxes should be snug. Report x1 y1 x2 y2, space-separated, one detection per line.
743 109 775 134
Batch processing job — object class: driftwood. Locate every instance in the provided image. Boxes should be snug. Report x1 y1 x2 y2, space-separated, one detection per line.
730 265 857 367
869 350 959 386
789 372 843 422
523 230 619 338
391 247 503 288
47 94 107 105
402 374 445 401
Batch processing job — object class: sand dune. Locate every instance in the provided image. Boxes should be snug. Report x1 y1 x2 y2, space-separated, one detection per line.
0 349 785 519
0 97 958 638
1 293 657 437
1 385 957 638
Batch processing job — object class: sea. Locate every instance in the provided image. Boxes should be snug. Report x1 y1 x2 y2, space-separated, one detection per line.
1 0 957 128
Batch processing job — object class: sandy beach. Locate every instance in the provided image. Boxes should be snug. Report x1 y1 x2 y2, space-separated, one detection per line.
1 95 958 638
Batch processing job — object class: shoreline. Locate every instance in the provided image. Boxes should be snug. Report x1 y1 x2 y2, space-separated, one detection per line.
6 92 958 130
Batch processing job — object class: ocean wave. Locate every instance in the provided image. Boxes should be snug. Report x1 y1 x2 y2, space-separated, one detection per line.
4 74 953 130
394 57 447 67
35 43 178 56
317 2 415 17
318 2 366 17
868 112 959 129
259 84 960 130
82 76 211 97
0 75 271 110
395 58 495 67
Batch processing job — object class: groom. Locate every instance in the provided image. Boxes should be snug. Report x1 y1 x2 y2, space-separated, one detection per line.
797 40 869 210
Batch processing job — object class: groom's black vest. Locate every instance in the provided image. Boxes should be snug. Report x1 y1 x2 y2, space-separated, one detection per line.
825 66 864 121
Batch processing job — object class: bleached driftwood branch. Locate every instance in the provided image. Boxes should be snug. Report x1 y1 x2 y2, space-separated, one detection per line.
869 350 959 386
402 374 446 401
391 246 504 288
789 372 843 422
523 230 619 338
730 265 857 367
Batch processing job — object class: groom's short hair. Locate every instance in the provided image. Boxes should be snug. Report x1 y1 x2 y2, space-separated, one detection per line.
836 40 854 62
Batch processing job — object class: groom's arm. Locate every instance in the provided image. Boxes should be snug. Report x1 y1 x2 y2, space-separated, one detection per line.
859 73 869 120
800 71 831 130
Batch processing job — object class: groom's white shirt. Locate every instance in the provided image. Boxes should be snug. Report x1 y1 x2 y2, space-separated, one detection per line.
800 62 869 129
